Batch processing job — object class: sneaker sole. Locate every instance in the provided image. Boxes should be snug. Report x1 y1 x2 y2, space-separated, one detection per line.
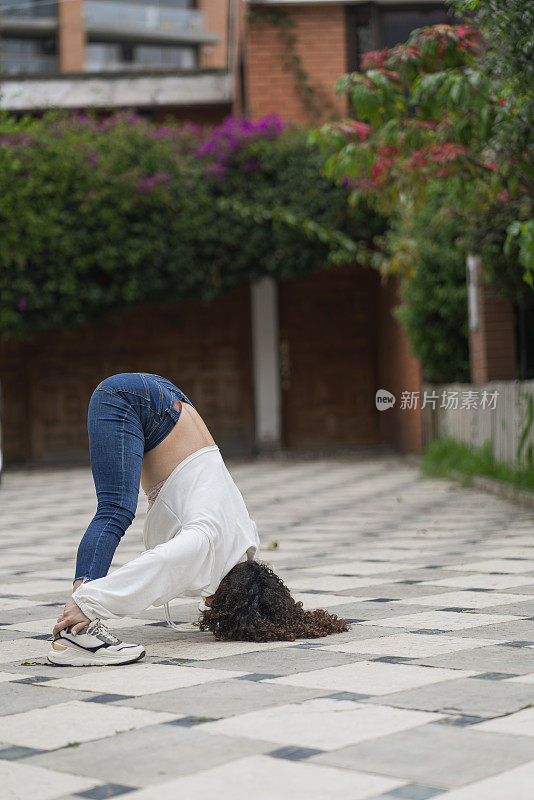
47 646 145 667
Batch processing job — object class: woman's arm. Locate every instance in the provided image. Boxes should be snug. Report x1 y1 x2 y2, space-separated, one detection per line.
70 528 212 621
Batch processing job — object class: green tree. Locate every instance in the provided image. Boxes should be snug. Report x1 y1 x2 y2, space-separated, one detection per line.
448 1 534 285
392 186 470 383
310 24 534 285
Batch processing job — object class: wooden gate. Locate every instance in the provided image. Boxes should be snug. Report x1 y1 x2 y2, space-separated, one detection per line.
278 264 380 449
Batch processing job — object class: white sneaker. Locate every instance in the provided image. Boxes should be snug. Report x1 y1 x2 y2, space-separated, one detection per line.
47 619 145 666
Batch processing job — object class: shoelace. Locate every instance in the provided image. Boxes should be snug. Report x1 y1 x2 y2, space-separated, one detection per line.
88 619 121 645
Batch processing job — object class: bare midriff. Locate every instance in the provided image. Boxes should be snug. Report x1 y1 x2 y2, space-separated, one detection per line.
140 400 216 495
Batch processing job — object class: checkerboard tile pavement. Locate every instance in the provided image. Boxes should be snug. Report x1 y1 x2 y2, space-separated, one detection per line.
1 454 534 800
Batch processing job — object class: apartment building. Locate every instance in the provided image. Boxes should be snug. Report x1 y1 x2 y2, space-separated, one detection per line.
0 0 236 122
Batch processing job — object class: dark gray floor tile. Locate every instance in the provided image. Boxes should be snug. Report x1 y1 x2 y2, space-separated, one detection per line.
26 726 273 786
75 784 136 799
411 644 534 674
364 677 534 718
310 726 534 788
114 679 326 716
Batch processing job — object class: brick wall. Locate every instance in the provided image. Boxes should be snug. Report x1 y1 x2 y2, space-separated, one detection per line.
0 288 254 466
469 260 517 383
245 4 348 123
377 276 424 454
278 263 380 449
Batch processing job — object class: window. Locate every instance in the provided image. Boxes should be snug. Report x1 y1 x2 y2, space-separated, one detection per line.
134 44 196 69
86 41 197 71
0 36 58 74
107 0 195 6
346 3 454 70
382 7 453 48
85 43 124 72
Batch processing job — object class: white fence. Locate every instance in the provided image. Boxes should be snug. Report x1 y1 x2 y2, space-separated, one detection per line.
422 380 534 466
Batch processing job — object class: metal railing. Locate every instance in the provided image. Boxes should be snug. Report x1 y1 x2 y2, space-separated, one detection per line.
0 54 58 74
84 1 204 34
0 1 57 18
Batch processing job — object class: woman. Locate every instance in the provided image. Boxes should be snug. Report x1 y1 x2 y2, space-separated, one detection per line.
49 372 348 667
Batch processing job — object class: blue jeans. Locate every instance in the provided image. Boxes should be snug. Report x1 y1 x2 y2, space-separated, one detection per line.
74 372 195 582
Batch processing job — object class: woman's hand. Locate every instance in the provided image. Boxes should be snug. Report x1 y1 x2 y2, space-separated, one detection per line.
53 598 90 636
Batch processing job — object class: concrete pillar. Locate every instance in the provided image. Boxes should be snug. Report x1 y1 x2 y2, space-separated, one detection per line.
467 254 517 384
58 0 85 73
250 277 282 451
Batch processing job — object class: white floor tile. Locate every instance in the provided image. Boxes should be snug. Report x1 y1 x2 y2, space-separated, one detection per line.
291 593 358 608
29 567 78 580
475 708 534 737
202 697 442 750
303 561 417 576
287 576 381 592
0 599 40 611
0 554 50 568
1 700 176 749
124 754 404 800
398 591 532 608
2 580 71 596
361 611 518 631
420 575 534 590
447 560 534 574
0 638 50 664
319 633 502 657
476 548 534 559
266 661 470 695
47 663 247 696
507 673 534 684
0 671 20 683
146 639 291 660
0 761 100 800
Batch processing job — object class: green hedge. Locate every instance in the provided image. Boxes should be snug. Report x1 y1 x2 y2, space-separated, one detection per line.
384 187 470 384
0 111 384 342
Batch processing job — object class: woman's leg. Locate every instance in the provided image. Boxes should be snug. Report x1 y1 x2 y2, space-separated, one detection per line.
75 372 214 583
74 383 144 583
48 378 149 664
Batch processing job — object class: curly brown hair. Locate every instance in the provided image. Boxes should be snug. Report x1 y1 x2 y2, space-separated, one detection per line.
196 560 349 642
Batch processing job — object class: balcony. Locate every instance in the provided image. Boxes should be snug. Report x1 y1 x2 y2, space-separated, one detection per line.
0 0 57 16
0 1 58 35
0 68 233 111
84 1 218 45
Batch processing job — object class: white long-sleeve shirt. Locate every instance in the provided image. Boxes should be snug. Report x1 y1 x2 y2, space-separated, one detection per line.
72 445 260 620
